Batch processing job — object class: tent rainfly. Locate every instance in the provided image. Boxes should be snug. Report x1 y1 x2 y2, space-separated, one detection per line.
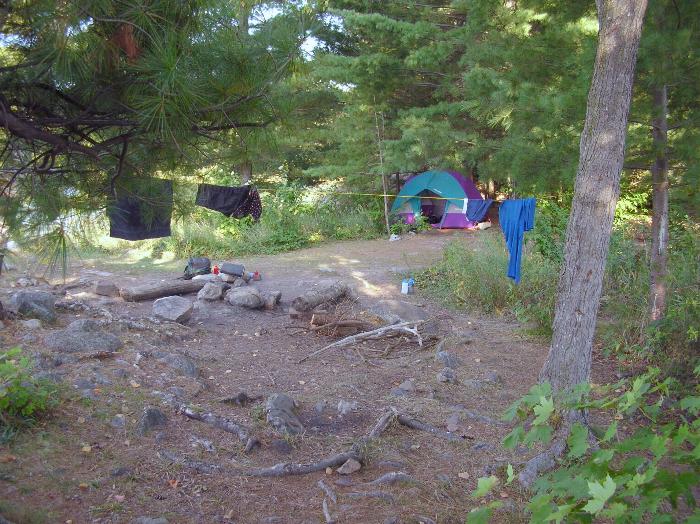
391 170 484 229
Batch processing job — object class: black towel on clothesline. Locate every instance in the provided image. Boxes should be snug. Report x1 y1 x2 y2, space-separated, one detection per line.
195 183 262 221
108 179 173 240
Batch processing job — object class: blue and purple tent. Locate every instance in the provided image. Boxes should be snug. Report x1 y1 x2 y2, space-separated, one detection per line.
391 170 485 229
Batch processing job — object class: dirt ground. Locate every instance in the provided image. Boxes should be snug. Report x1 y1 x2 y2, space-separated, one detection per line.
0 230 613 524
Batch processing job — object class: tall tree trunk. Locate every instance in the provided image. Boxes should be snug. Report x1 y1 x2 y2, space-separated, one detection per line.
540 0 648 392
649 86 669 321
239 161 252 184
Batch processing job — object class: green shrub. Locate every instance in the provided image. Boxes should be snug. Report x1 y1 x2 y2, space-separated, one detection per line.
468 366 700 523
0 348 58 424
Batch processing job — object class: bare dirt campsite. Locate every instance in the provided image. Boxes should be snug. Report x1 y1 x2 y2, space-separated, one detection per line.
0 231 612 523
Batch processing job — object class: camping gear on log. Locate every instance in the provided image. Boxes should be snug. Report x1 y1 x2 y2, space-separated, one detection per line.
183 257 211 280
121 280 206 302
220 263 245 277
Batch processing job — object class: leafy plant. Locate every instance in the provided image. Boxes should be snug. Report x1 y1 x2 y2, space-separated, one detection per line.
0 348 58 425
470 367 700 522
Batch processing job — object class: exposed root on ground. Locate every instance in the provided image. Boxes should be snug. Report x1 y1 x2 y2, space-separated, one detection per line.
177 405 259 452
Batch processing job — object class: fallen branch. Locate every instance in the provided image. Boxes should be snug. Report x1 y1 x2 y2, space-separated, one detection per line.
318 479 338 504
178 405 259 452
310 319 374 333
396 413 465 442
243 451 360 478
77 351 117 361
322 497 335 524
364 471 415 486
298 320 425 363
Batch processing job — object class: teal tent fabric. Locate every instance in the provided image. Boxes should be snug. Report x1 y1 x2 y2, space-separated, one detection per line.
390 171 469 214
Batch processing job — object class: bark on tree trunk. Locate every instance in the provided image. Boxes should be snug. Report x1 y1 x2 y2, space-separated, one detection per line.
649 84 669 322
239 161 252 184
540 0 648 392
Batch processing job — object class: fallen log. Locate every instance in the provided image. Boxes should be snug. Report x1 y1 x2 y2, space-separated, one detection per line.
120 280 205 302
243 451 360 478
291 282 351 313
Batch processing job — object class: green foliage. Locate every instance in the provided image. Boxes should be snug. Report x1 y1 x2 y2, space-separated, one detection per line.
0 348 58 425
389 213 431 235
473 367 700 522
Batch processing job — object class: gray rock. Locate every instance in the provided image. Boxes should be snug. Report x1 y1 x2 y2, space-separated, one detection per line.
137 407 168 436
259 518 283 524
337 458 361 475
265 393 304 435
231 278 247 287
152 296 193 324
133 518 169 524
390 388 409 397
156 353 199 378
225 287 264 309
197 282 226 301
20 319 42 330
436 473 452 483
0 320 4 330
384 518 400 524
45 319 122 353
436 368 457 383
337 400 358 417
484 371 503 385
110 414 126 429
471 442 495 452
264 290 282 309
110 466 132 477
435 351 461 369
94 280 120 297
445 413 460 433
398 379 416 392
314 400 327 414
271 439 293 455
10 290 56 322
462 378 485 391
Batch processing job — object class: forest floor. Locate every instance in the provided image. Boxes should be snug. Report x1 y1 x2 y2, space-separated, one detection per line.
0 230 616 524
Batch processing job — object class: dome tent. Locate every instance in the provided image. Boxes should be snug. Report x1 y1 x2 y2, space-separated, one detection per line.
390 170 483 229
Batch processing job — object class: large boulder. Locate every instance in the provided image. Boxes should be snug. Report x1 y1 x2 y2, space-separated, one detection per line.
225 287 264 309
265 393 304 435
10 290 56 322
45 319 123 353
152 296 193 323
197 282 227 301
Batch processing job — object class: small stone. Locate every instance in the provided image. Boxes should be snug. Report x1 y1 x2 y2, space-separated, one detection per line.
384 518 400 524
336 458 361 475
152 296 193 324
137 407 168 436
156 353 199 378
398 379 415 392
20 319 42 330
337 400 358 417
436 368 457 383
435 351 461 369
110 466 131 477
94 280 120 297
436 473 451 483
462 378 484 391
391 387 409 397
457 471 470 480
471 442 495 452
271 439 293 455
325 467 333 475
314 400 327 414
197 282 226 301
110 414 126 429
445 413 460 433
484 371 503 384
